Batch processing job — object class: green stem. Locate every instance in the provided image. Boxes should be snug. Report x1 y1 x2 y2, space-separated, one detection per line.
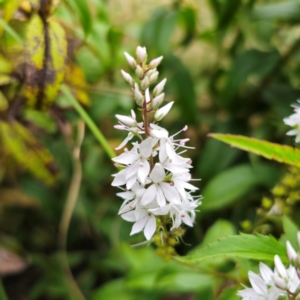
0 280 8 300
61 84 116 159
0 18 23 45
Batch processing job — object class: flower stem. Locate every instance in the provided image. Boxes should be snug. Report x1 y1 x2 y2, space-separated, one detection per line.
142 96 154 169
61 85 116 159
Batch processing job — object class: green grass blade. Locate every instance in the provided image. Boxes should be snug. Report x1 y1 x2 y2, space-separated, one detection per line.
0 18 23 45
61 85 115 159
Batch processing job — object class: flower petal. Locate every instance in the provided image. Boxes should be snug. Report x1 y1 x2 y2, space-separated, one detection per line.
141 184 157 206
144 215 156 240
130 217 148 235
150 163 165 183
139 137 153 158
156 186 166 206
137 159 150 185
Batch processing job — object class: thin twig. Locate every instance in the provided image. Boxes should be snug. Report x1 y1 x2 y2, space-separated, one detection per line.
58 121 86 300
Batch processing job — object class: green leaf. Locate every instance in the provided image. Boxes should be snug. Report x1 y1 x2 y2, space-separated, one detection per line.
175 233 288 266
65 0 92 37
201 164 268 211
209 134 300 168
282 215 299 250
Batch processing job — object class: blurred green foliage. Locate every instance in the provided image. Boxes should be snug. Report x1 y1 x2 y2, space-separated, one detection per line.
1 0 300 299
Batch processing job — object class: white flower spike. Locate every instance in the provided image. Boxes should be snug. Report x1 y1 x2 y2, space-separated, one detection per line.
111 46 201 244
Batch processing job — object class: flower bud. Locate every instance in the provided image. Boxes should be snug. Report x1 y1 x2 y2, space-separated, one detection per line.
274 255 288 278
286 241 297 264
297 232 300 249
272 275 287 290
136 46 147 63
115 114 137 127
152 93 165 109
141 75 150 90
145 88 150 104
149 56 163 69
153 78 167 97
121 70 134 86
154 101 174 121
149 71 159 84
131 109 136 120
124 52 136 69
135 65 144 78
133 84 144 106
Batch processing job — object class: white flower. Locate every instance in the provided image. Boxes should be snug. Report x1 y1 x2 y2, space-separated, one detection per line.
141 163 181 207
238 271 283 300
150 198 199 230
238 238 300 300
284 101 300 143
117 183 146 214
172 172 198 199
112 138 153 189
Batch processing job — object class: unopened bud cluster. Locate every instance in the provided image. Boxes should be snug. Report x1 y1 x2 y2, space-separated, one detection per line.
238 231 300 299
112 46 201 241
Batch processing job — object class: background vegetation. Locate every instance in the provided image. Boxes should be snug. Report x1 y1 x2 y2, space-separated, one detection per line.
1 0 300 299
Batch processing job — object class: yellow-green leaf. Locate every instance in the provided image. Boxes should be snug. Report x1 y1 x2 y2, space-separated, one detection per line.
0 121 59 184
44 19 67 104
209 134 300 167
25 15 67 109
